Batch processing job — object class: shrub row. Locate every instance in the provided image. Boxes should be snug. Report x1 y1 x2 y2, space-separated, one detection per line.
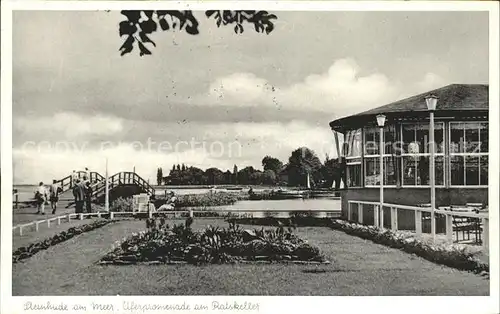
227 216 333 227
330 219 489 276
100 219 327 265
13 219 116 264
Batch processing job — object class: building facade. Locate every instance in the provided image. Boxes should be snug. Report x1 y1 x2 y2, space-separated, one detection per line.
329 84 489 217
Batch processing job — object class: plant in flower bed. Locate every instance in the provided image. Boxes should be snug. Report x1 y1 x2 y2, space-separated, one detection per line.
110 197 134 212
227 216 332 227
154 192 240 208
99 218 327 265
13 219 115 263
330 219 489 276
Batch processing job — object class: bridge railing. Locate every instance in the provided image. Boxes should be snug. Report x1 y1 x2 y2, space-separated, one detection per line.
347 200 489 249
90 171 155 200
58 171 104 192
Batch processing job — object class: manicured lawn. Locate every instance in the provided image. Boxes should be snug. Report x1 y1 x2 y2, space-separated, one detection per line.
12 219 489 296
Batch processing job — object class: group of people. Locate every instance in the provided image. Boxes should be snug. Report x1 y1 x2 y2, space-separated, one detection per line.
157 191 177 211
34 180 63 215
33 167 93 215
72 168 93 214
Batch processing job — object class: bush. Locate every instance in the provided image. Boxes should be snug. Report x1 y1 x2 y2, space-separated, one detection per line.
100 219 327 265
227 217 332 227
110 197 134 212
154 192 241 209
176 192 239 207
330 219 489 276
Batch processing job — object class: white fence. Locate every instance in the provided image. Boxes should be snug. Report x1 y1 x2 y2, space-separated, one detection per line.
12 208 341 237
347 200 489 249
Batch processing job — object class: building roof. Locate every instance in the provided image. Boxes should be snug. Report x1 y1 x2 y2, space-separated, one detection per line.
329 84 489 132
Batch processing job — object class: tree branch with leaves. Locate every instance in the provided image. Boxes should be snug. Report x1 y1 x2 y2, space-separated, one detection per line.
119 10 278 56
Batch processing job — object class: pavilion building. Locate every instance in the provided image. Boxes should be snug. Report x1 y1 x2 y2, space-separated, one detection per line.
329 84 489 219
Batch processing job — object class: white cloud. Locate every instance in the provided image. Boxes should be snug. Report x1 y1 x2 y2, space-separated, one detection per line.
13 120 339 184
196 59 451 120
15 112 123 138
197 58 400 117
12 143 236 184
415 72 446 92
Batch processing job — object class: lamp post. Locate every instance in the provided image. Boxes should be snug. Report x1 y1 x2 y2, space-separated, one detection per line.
425 94 438 241
376 114 386 228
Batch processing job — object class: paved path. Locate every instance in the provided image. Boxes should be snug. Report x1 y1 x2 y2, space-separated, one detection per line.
13 190 76 225
12 220 489 296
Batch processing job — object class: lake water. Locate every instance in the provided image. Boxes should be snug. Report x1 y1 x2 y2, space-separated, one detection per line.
13 185 341 217
200 199 342 218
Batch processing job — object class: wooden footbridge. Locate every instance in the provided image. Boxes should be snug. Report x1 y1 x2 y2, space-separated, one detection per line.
56 170 155 204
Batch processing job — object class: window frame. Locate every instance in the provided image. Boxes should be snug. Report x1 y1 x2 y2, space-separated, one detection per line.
448 121 488 188
345 128 363 187
363 126 398 188
400 122 446 188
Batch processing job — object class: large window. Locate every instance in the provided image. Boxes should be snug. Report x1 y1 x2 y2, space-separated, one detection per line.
345 129 362 187
450 122 488 186
401 122 445 186
364 126 397 186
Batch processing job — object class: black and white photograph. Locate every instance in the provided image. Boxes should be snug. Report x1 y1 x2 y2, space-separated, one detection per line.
1 0 499 312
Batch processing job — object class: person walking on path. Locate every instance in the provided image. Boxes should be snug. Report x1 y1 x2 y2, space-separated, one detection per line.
84 181 93 215
72 179 85 214
49 179 61 214
72 170 78 187
34 182 47 215
85 167 91 182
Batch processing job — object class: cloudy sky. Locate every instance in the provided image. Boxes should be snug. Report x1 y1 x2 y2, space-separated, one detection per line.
12 10 488 184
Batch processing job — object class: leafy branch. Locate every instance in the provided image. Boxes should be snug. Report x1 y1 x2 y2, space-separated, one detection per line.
119 10 278 56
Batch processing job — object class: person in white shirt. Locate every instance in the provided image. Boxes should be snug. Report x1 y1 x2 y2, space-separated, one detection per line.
72 170 78 185
34 182 47 215
85 167 91 182
49 179 61 214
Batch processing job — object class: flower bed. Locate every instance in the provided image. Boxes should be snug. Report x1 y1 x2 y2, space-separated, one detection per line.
227 216 333 227
154 192 241 209
330 219 489 276
99 218 328 265
13 219 116 264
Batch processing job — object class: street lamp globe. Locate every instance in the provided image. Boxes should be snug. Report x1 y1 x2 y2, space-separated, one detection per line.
376 114 386 127
425 94 438 111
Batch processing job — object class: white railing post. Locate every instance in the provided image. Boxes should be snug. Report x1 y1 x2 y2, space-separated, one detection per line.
446 213 453 243
35 222 40 232
19 226 23 236
79 213 84 220
391 207 398 230
57 217 61 225
47 219 51 228
415 210 422 236
97 212 102 218
110 212 114 220
358 204 363 224
68 214 71 222
482 218 489 249
380 206 384 228
374 205 380 228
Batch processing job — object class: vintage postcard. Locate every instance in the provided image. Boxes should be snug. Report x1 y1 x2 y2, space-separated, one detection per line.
1 1 499 313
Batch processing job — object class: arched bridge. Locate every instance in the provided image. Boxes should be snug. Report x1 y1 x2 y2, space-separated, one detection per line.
57 171 155 204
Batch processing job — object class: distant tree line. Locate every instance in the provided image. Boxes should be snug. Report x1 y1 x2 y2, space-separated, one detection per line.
155 147 345 188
